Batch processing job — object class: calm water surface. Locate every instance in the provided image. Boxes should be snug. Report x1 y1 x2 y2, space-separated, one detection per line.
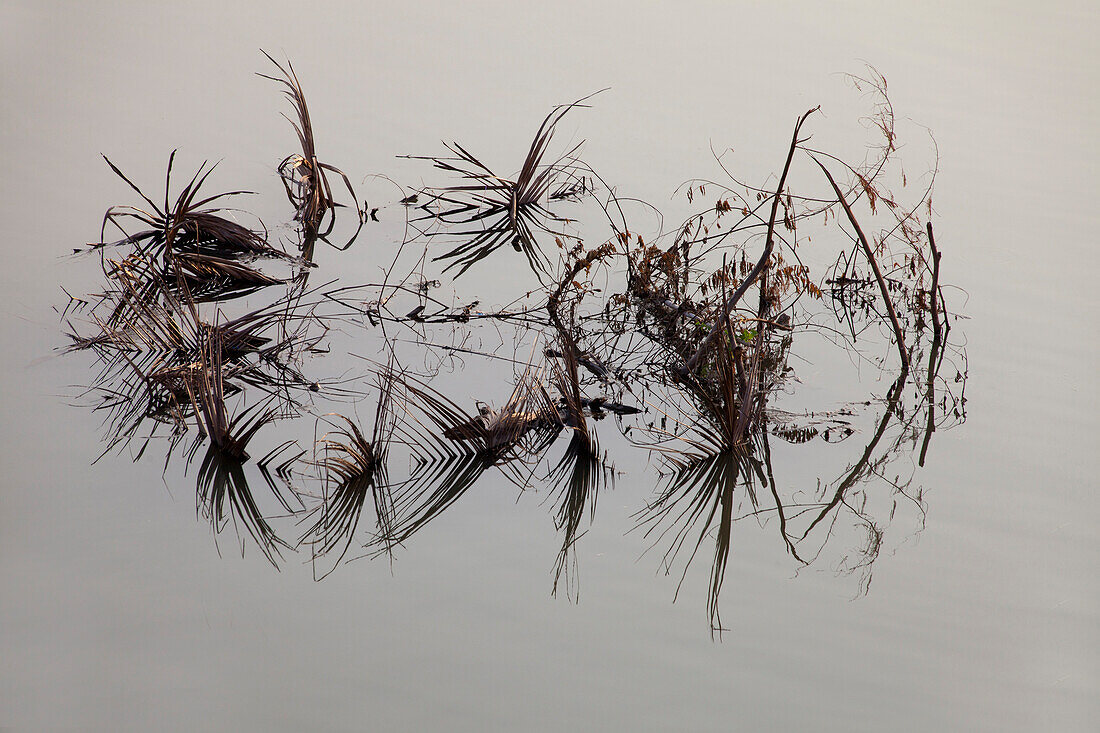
1 2 1097 731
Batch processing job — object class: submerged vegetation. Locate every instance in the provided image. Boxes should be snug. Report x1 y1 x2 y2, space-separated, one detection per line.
61 56 966 633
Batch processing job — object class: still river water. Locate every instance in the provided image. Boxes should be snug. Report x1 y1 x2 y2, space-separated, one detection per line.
1 2 1096 731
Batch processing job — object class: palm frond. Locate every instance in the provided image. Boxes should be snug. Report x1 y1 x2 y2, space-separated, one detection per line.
412 93 603 278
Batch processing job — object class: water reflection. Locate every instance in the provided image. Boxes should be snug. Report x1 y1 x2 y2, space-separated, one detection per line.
636 343 964 632
300 406 395 578
637 448 750 633
194 442 294 569
59 55 968 632
546 432 614 600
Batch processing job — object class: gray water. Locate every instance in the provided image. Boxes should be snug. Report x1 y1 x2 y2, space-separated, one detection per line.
2 2 1097 731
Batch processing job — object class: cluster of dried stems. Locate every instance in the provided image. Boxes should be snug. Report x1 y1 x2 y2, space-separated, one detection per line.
62 57 966 628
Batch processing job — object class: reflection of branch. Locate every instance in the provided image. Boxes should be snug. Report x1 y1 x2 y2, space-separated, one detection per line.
800 368 908 542
919 307 943 467
759 430 804 563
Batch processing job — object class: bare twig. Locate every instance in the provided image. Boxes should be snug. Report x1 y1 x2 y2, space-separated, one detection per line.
812 156 910 371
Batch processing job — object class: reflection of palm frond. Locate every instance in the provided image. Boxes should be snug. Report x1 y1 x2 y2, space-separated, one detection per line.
165 252 285 302
301 371 399 577
400 366 562 461
366 365 562 552
635 450 748 635
184 330 277 460
548 431 613 600
67 254 322 460
412 93 601 278
67 257 204 456
195 444 293 568
378 453 494 550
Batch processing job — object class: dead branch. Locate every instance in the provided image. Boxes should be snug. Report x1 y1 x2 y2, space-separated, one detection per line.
812 156 910 372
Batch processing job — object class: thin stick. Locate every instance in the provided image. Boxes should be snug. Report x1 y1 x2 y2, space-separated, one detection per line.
926 222 942 344
919 221 943 467
812 157 910 372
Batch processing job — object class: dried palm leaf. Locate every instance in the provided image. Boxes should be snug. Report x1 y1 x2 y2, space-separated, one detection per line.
260 51 363 254
410 92 603 278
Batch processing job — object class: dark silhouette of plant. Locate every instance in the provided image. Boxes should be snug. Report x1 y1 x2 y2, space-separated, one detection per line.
409 93 602 278
260 51 363 258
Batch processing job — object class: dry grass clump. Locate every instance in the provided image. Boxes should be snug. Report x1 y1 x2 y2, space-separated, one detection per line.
260 51 363 256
